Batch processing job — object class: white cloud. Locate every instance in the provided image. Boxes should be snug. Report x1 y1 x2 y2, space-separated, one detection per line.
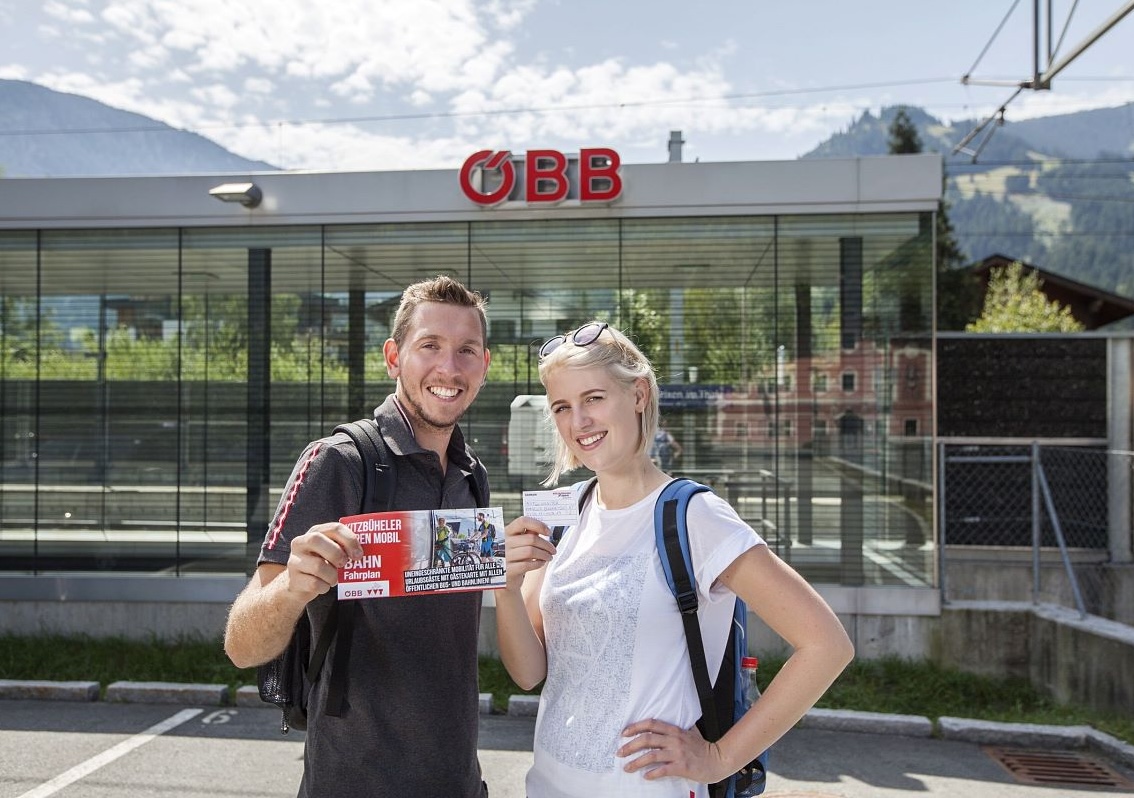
243 76 273 94
449 56 768 146
87 0 509 95
128 44 170 70
189 82 240 110
0 64 28 80
481 0 537 30
99 1 159 46
1009 86 1134 121
43 0 95 24
218 120 479 172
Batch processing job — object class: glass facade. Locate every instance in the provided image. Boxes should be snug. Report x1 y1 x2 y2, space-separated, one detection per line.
0 212 934 587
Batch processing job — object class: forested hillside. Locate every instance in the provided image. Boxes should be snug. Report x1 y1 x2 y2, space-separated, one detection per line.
804 104 1134 297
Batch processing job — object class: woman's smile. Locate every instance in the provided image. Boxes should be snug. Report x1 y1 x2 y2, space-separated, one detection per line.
576 431 606 448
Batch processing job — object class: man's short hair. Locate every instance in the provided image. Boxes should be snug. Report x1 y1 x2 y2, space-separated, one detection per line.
391 275 488 347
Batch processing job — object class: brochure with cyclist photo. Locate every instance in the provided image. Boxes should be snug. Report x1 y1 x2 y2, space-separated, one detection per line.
336 506 506 600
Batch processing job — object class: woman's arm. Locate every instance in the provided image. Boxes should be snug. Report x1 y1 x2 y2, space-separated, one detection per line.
495 515 556 690
621 545 853 785
709 545 854 774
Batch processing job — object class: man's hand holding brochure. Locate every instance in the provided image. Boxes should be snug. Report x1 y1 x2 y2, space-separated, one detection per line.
336 506 507 599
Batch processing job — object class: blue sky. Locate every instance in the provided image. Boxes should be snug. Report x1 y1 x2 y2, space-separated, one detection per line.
1 0 1132 171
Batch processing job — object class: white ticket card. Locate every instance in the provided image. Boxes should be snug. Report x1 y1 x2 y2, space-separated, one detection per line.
522 488 580 527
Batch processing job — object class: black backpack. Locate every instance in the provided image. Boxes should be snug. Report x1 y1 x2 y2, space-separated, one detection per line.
256 416 489 733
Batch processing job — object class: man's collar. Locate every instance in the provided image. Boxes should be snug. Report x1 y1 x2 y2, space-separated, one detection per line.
376 394 474 471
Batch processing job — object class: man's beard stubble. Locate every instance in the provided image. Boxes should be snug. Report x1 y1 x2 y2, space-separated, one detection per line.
403 389 466 434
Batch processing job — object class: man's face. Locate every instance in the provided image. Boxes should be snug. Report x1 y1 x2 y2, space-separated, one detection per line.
385 302 490 435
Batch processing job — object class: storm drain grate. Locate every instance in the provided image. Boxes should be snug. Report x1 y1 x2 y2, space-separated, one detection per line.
984 746 1134 790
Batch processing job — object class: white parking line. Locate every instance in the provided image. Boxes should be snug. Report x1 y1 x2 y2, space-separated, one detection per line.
15 708 204 798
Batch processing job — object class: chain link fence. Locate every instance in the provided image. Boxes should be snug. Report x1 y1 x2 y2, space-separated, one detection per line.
940 442 1134 626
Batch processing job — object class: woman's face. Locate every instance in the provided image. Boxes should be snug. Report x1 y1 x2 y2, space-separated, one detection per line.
544 365 647 475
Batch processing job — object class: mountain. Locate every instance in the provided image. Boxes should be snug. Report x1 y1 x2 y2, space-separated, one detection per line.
0 80 276 177
802 104 1134 299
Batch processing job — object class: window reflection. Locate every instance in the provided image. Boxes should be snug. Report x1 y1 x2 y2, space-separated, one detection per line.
0 214 935 587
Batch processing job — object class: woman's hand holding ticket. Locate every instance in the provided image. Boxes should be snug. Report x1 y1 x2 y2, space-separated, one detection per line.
503 516 555 589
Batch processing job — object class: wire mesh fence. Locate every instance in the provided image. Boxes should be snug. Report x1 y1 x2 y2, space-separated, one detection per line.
940 442 1134 626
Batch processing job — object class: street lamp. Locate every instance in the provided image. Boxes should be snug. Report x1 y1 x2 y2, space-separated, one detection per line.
208 182 262 208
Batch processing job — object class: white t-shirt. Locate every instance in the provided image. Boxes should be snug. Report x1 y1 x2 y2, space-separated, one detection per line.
526 482 764 798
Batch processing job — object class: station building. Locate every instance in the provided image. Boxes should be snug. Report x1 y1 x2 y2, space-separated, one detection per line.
0 149 942 640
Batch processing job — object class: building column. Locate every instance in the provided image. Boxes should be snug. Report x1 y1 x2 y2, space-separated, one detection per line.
795 281 814 546
245 248 271 543
839 237 864 584
348 288 366 418
1109 337 1133 563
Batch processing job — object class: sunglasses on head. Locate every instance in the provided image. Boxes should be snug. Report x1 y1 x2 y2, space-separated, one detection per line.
538 322 609 360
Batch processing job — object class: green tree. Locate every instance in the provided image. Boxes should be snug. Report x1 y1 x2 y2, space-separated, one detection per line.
966 261 1084 333
887 107 922 154
886 107 980 330
682 287 775 384
618 289 669 377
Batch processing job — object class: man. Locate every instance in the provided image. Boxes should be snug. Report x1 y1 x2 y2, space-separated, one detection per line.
435 515 454 567
650 417 683 471
224 275 492 797
476 511 496 560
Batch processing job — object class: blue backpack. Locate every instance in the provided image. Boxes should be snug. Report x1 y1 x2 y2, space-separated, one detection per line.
571 477 769 798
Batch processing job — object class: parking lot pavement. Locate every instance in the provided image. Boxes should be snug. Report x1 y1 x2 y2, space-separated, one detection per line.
2 700 1133 798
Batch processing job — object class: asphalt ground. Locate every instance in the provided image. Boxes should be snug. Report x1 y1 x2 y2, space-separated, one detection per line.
2 699 1134 798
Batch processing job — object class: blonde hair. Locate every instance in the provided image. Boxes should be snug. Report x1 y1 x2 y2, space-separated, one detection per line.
537 323 660 486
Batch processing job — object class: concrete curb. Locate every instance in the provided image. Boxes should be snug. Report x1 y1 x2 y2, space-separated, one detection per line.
1087 727 1134 770
235 684 263 708
2 679 1131 770
0 679 99 701
507 694 540 716
937 717 1134 770
800 707 934 737
938 716 1091 748
105 681 229 706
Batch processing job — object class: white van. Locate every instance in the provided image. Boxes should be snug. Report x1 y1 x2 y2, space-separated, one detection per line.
507 394 556 488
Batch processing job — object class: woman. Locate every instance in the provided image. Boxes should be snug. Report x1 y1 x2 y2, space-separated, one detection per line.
496 321 854 798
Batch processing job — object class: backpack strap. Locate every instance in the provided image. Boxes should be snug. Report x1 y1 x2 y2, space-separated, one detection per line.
551 477 598 545
316 417 397 718
463 442 491 508
335 418 395 513
575 476 598 511
653 478 721 741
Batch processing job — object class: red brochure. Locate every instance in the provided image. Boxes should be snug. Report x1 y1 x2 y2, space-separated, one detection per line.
337 507 506 599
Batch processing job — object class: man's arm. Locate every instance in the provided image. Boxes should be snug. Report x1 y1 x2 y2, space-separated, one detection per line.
223 563 305 669
224 521 363 669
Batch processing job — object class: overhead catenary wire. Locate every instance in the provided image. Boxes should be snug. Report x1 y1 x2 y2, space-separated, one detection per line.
962 0 1024 83
1050 0 1082 62
0 77 968 139
954 0 1134 161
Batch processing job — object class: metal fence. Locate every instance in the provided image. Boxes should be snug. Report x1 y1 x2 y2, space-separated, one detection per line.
939 442 1134 625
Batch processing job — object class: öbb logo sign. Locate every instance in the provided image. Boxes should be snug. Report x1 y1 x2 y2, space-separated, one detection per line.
459 148 622 206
